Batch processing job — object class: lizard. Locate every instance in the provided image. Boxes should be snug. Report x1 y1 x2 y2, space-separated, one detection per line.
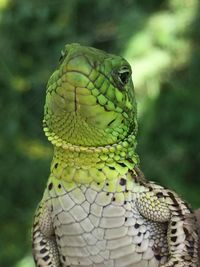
32 43 199 267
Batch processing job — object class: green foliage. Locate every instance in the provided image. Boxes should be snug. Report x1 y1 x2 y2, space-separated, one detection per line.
136 0 200 208
0 0 199 266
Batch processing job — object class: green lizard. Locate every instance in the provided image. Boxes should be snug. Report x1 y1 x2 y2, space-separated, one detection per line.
32 43 198 267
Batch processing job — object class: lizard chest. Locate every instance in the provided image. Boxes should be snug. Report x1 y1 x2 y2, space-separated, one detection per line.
46 178 168 267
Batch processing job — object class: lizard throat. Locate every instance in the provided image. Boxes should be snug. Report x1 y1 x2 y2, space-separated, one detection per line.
45 121 139 184
43 119 138 160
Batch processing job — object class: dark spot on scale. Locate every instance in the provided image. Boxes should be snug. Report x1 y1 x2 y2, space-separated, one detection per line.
40 240 46 246
134 223 140 229
97 182 100 185
43 255 50 261
98 168 102 171
125 189 128 193
58 184 61 189
155 254 162 260
112 197 116 201
188 248 194 257
184 202 193 213
54 163 58 168
118 162 126 167
125 217 127 222
172 203 179 208
168 192 179 206
109 166 115 170
107 119 116 127
171 236 177 243
124 200 127 204
171 229 177 234
106 192 109 196
138 242 141 246
138 232 141 236
156 192 164 198
188 240 194 248
103 105 110 111
183 227 189 237
62 256 66 261
106 182 109 186
171 221 176 226
119 178 126 186
127 158 133 163
152 245 161 255
48 183 53 191
40 248 47 254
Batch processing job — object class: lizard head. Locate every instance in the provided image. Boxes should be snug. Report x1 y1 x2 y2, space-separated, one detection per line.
44 43 137 148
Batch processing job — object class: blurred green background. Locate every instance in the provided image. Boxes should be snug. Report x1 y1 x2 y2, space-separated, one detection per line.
0 0 200 266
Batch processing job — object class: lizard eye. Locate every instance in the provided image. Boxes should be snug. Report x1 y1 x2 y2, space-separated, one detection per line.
117 66 131 87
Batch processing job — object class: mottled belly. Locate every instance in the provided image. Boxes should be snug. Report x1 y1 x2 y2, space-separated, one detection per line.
50 185 168 267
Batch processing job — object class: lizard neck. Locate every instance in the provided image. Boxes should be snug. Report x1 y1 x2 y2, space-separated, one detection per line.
50 133 139 184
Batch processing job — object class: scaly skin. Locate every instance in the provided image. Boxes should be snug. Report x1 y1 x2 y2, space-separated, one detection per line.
32 43 199 267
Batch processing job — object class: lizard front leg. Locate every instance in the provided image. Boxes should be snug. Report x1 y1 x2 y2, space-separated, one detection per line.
32 200 60 267
136 182 199 267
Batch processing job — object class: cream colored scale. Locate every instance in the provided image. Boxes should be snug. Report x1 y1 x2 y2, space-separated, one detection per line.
43 174 168 267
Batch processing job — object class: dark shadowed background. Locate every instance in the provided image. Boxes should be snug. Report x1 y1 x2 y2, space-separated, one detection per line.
0 0 200 266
